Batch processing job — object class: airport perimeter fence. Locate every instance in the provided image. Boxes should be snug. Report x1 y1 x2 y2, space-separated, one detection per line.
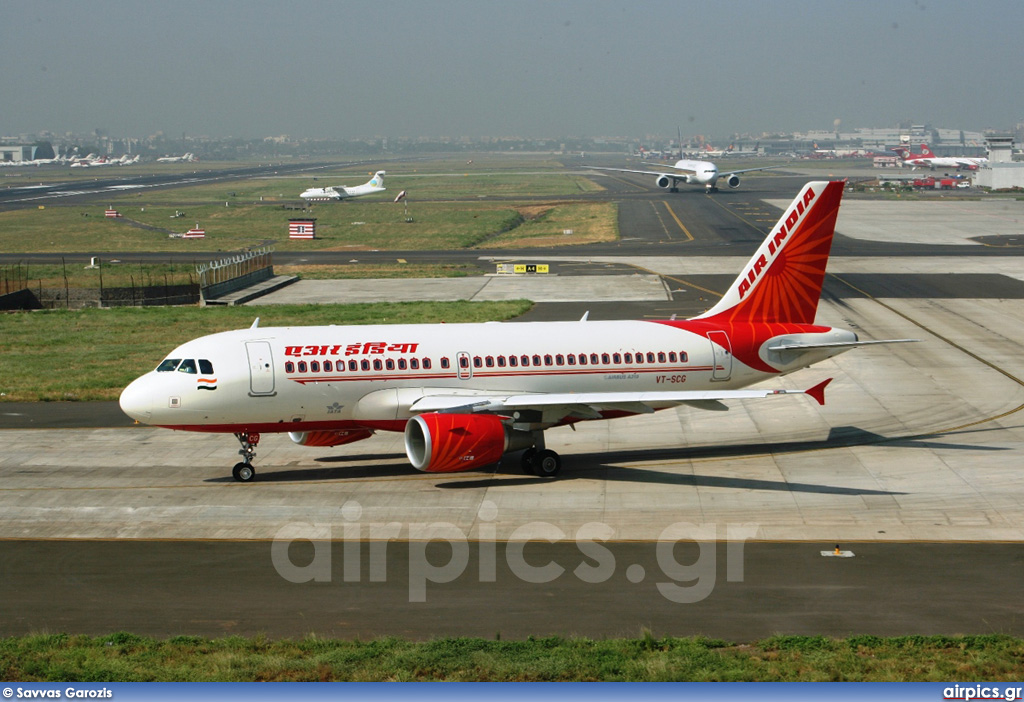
197 247 274 301
1 250 273 310
1 261 201 309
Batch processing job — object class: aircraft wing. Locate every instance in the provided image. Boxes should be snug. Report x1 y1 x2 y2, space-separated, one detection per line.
719 164 787 175
583 165 696 177
408 379 831 420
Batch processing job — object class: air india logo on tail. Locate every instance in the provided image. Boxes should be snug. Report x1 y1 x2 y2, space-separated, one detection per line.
694 180 844 325
737 185 816 300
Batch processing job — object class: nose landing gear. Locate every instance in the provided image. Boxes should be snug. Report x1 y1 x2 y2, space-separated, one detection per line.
232 432 260 482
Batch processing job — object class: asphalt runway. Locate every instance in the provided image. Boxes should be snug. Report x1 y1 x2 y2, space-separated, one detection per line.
3 160 1024 641
2 540 1021 640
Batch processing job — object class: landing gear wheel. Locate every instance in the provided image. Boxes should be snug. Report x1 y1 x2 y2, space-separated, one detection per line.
531 449 561 478
232 432 259 482
520 448 537 474
232 462 255 482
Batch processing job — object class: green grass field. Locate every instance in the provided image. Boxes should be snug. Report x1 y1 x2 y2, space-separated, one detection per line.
2 633 1020 681
0 302 532 402
0 160 615 253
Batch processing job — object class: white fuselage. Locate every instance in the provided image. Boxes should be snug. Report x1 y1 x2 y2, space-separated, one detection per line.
670 159 720 187
119 319 853 435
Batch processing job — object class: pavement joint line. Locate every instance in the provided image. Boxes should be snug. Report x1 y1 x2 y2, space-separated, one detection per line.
828 272 1024 436
661 201 694 242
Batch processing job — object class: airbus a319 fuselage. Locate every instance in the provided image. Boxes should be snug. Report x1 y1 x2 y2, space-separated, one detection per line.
120 181 912 481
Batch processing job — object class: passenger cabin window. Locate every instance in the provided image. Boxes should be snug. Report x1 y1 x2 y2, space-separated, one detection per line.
157 359 181 372
440 358 449 369
310 361 320 372
412 358 421 370
285 361 295 373
349 360 358 371
422 358 432 369
298 361 308 373
324 360 333 372
680 351 688 362
178 359 197 374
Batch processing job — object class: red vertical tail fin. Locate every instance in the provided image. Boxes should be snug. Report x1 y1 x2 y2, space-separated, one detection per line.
695 180 845 325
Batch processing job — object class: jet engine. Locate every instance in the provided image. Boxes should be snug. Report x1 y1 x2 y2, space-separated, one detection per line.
404 413 534 473
655 175 673 189
288 429 374 447
726 174 741 188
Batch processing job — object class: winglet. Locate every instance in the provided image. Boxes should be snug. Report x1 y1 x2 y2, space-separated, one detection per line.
805 378 832 406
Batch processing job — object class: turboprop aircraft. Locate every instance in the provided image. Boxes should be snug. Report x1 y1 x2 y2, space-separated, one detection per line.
300 171 386 201
120 180 914 482
584 158 781 193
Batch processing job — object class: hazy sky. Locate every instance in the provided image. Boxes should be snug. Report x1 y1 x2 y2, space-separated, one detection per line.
2 0 1022 140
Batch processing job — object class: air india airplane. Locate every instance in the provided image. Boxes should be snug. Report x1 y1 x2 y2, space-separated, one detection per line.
120 180 913 482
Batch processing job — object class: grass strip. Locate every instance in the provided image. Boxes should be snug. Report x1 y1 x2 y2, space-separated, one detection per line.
2 633 1021 681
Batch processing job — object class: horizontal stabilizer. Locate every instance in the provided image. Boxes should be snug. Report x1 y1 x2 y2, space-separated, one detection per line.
767 339 918 351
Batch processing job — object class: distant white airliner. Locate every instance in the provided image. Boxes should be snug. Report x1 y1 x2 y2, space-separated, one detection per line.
584 158 782 193
156 153 197 163
300 171 386 201
120 180 915 482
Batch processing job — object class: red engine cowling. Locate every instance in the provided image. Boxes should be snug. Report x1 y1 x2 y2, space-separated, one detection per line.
404 413 509 473
289 429 374 447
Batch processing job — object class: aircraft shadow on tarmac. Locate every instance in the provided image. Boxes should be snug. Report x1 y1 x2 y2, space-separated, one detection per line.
202 425 1006 487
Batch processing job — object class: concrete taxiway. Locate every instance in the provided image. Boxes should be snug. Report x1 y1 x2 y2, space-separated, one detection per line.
3 295 1024 544
3 172 1024 639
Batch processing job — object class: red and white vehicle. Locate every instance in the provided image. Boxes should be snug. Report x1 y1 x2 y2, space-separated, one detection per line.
120 181 913 482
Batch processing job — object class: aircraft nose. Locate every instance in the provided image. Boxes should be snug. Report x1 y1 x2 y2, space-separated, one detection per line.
119 376 153 423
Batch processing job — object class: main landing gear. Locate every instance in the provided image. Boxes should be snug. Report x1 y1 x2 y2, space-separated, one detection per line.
232 432 259 482
520 433 562 478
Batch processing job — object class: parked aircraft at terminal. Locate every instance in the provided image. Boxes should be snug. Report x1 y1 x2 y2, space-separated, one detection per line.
120 180 915 482
300 170 386 201
893 144 987 171
584 158 781 193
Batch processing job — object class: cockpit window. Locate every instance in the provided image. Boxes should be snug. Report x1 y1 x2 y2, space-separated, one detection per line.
199 359 214 374
178 359 197 374
157 359 181 372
